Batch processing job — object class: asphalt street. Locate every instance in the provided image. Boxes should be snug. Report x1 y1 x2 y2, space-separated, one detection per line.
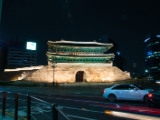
0 86 160 120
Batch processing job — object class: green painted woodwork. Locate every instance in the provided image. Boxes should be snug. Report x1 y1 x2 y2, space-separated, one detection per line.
47 54 114 63
48 44 110 53
47 42 114 63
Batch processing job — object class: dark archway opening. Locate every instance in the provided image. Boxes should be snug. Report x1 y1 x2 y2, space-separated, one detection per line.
76 71 84 82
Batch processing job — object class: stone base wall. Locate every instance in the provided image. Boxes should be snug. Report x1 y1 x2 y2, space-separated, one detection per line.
23 63 131 83
24 65 53 82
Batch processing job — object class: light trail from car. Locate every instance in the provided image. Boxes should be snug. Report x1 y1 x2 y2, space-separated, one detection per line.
34 94 160 117
60 105 160 120
89 104 160 114
104 110 160 120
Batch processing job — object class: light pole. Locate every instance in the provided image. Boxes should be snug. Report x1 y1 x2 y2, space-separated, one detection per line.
52 63 57 86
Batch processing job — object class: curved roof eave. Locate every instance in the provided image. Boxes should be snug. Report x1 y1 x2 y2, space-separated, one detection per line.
48 40 113 46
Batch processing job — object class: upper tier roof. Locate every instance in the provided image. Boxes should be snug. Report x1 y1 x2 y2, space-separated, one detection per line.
48 40 113 46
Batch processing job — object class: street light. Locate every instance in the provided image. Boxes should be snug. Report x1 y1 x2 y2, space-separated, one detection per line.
52 63 57 86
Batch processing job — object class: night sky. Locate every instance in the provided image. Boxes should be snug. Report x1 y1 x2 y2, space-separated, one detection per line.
1 0 160 75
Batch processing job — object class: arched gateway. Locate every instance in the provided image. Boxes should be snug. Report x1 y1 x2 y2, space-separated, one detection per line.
76 71 84 82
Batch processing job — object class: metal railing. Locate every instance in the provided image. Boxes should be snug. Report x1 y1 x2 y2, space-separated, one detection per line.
1 91 72 120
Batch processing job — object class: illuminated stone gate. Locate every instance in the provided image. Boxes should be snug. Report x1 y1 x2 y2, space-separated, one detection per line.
24 40 130 83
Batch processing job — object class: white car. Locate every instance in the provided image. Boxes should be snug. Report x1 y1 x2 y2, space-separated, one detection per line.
103 84 150 102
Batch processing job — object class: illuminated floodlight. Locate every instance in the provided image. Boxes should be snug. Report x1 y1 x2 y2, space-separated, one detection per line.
26 42 36 50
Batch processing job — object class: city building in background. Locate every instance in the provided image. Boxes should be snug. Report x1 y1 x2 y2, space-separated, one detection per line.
8 48 37 68
144 34 160 80
0 40 37 69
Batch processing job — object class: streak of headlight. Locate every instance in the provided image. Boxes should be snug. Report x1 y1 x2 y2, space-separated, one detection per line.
104 110 160 120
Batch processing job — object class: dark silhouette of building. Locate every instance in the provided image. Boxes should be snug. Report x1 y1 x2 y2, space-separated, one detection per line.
0 48 3 70
132 63 138 78
99 35 126 71
0 40 8 70
144 34 160 80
